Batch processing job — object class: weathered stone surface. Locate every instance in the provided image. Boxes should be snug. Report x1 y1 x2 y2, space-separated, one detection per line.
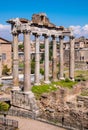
37 82 88 130
32 13 56 28
11 90 40 118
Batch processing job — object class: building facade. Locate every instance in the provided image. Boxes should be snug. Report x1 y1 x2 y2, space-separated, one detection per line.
64 36 88 69
0 37 12 70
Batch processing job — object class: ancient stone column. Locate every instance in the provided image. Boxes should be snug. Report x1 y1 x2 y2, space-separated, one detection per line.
59 36 64 80
34 34 40 85
12 33 19 89
52 36 57 81
23 31 31 92
69 36 75 81
0 43 2 84
44 34 50 83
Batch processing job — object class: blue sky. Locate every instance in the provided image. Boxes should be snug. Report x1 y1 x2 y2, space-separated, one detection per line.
0 0 88 40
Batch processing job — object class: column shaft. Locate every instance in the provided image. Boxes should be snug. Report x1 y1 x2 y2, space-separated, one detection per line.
59 36 64 80
13 33 19 87
35 34 40 85
23 31 31 92
0 43 2 84
69 36 75 80
44 35 50 83
52 36 57 81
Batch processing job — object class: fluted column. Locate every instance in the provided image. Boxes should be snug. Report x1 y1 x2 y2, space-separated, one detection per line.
34 34 40 85
23 31 31 92
69 36 75 81
44 35 50 83
59 36 64 80
12 33 19 89
52 36 57 81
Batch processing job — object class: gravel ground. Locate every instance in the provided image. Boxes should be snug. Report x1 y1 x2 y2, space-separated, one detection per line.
7 115 67 130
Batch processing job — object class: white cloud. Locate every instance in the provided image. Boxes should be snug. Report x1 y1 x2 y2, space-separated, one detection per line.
69 24 88 38
0 24 10 30
0 24 11 40
1 23 88 40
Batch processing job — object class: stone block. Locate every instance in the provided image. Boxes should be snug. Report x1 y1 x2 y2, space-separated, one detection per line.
11 90 40 118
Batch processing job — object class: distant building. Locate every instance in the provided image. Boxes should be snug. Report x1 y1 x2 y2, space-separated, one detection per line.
0 37 12 69
64 36 88 69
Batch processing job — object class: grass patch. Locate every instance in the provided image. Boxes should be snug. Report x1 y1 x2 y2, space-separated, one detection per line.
64 70 88 81
32 79 77 99
52 79 77 89
32 84 57 99
81 90 88 96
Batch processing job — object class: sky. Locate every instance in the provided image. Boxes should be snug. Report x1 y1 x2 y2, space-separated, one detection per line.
0 0 88 40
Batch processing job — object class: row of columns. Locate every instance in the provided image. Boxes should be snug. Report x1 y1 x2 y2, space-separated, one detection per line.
12 32 75 92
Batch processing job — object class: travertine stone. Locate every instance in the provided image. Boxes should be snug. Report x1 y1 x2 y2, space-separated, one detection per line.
23 31 31 92
12 33 19 88
7 14 73 84
34 34 40 85
69 36 75 80
11 90 40 117
0 43 2 84
44 35 50 84
52 36 57 81
59 36 64 80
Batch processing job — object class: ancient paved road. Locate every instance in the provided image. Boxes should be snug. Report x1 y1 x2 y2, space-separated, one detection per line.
7 116 67 130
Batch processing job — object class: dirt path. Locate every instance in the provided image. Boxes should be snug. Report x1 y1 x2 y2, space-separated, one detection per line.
7 116 67 130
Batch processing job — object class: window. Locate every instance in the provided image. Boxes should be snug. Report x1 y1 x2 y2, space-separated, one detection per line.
2 53 6 60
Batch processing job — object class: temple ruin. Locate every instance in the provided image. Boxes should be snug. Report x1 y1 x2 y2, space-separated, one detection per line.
7 13 75 91
7 13 75 117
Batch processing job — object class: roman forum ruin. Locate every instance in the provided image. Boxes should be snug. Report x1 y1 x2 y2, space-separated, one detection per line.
7 13 75 116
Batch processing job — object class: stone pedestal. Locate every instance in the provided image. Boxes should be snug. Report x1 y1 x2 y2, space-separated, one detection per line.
11 90 40 118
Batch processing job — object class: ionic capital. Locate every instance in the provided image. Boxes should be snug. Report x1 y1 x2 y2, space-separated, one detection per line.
70 36 75 39
23 30 31 34
43 34 49 38
12 32 19 36
59 35 64 39
52 35 57 40
33 33 40 38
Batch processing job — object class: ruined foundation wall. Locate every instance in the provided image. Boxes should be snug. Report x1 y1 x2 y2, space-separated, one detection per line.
37 82 88 130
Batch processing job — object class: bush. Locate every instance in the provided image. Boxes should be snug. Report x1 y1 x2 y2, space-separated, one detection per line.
75 74 86 82
65 78 71 82
0 102 10 112
2 65 10 75
31 61 35 74
40 68 44 75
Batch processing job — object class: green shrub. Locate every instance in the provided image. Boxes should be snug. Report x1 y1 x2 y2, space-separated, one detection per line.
0 84 3 88
2 65 10 75
0 102 10 112
75 74 86 82
65 78 70 82
31 61 35 74
40 68 44 75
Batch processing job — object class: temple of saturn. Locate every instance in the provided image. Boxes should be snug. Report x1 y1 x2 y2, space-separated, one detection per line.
7 13 75 116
